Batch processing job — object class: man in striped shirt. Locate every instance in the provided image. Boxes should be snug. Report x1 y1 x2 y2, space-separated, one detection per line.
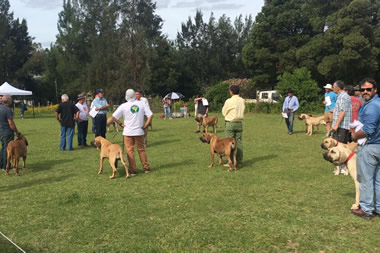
332 80 352 143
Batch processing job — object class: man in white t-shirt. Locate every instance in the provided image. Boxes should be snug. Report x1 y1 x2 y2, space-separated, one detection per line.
112 89 153 175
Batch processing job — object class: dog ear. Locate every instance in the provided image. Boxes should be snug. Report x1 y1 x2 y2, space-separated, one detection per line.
24 137 28 146
95 141 101 149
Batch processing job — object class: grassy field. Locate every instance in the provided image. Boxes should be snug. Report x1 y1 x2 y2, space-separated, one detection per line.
0 113 379 252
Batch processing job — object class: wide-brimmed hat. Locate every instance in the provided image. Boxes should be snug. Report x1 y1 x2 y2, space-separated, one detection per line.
323 84 333 90
95 89 104 94
125 89 136 102
77 93 86 100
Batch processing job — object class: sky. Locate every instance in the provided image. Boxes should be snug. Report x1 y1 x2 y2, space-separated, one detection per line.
9 0 264 48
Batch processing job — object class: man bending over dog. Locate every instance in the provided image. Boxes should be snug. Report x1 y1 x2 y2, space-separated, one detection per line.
0 95 20 170
194 95 209 133
351 78 380 219
112 89 153 176
222 85 245 168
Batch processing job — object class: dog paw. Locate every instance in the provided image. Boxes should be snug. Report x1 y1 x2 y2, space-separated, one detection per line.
208 165 213 168
109 176 115 179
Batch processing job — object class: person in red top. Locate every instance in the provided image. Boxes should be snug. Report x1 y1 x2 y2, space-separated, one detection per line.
345 85 362 122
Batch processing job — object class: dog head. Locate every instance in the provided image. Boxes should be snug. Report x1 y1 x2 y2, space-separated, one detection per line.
321 137 337 150
199 133 214 144
298 114 313 120
92 136 104 149
195 115 203 123
323 146 352 166
17 134 28 146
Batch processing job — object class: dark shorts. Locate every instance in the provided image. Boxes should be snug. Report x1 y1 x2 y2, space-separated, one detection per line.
332 128 352 144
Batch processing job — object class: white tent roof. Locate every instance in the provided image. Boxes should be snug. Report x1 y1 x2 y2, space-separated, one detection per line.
0 82 32 96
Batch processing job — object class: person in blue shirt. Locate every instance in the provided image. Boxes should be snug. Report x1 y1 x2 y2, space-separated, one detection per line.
322 84 337 136
282 89 299 135
351 78 380 219
92 89 110 138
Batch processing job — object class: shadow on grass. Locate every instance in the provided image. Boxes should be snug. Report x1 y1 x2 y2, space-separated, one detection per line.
148 139 180 147
29 158 74 173
243 154 278 167
155 159 194 170
0 174 74 192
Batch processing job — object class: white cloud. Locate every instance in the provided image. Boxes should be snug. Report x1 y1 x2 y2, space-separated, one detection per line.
203 3 244 11
155 0 171 9
20 0 61 10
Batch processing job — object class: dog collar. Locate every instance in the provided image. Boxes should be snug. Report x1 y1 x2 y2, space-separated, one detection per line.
345 152 355 163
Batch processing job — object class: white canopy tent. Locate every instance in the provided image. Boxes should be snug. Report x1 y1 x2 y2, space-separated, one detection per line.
0 82 32 96
0 82 34 117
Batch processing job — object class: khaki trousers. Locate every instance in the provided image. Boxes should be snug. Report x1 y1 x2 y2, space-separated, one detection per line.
124 135 150 173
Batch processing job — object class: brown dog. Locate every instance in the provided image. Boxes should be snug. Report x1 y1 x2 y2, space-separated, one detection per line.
323 146 359 209
6 134 28 176
93 136 130 179
321 137 358 175
195 115 218 133
107 116 119 132
199 133 237 171
298 114 326 135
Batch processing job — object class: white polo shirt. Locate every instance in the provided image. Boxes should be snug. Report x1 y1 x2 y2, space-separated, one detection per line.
112 100 153 136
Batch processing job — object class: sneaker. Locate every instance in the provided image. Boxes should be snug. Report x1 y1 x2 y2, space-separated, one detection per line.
352 208 373 219
223 163 230 167
144 170 151 174
129 173 137 177
288 132 292 135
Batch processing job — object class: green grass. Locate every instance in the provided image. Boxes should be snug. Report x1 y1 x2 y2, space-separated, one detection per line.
0 113 379 252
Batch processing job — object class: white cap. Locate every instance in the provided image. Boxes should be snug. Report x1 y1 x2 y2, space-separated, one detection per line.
323 84 333 90
125 89 136 102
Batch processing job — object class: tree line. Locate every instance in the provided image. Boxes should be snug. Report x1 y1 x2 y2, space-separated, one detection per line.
1 0 380 105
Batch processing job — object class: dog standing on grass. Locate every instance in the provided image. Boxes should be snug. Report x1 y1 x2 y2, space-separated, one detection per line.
199 133 237 171
298 114 326 136
93 136 130 179
323 145 359 209
106 116 119 132
6 134 28 176
195 115 218 133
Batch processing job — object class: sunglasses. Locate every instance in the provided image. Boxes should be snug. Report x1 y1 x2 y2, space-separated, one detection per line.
360 88 373 92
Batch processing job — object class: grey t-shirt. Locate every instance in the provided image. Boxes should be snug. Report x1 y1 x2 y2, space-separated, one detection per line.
0 104 13 135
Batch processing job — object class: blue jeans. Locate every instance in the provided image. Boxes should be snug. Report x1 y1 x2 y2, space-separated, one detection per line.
60 126 74 151
357 144 380 214
164 107 171 119
0 134 14 169
77 120 88 146
285 109 295 133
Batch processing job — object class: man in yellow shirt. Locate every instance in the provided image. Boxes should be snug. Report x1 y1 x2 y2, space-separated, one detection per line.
222 85 245 167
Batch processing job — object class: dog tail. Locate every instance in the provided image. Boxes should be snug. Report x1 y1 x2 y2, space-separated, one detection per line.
230 139 237 151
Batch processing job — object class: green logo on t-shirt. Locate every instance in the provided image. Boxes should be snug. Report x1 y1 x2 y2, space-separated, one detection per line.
131 105 140 113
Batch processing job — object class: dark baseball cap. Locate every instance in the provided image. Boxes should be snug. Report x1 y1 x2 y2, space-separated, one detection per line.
95 89 104 94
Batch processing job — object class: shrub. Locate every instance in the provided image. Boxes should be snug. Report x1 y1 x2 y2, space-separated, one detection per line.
276 67 321 111
205 81 230 112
